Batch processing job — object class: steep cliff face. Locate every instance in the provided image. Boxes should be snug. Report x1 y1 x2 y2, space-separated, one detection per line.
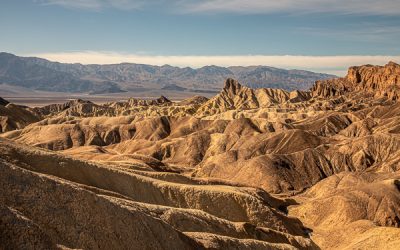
312 62 400 100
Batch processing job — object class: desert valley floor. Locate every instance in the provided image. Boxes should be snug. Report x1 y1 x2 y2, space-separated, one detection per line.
1 62 400 249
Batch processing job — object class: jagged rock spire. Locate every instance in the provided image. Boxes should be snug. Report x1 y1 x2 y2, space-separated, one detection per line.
223 78 243 95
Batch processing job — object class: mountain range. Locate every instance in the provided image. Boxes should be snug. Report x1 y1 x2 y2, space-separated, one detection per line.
0 52 335 94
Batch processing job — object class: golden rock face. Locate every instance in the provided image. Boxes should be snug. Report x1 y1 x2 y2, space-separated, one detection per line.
1 62 400 249
312 61 400 100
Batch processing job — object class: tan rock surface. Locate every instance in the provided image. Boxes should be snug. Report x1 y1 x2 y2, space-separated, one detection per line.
0 102 40 132
289 172 400 249
312 61 400 100
1 62 400 249
0 138 314 249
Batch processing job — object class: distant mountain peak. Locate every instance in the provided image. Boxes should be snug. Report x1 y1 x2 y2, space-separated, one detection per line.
0 52 336 94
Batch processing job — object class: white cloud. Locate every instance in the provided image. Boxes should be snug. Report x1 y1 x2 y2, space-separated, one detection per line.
36 0 102 10
34 0 400 15
36 0 145 10
182 0 400 15
24 51 400 76
297 23 400 42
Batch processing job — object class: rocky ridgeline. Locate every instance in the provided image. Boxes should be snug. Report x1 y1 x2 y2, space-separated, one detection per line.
312 61 400 100
195 78 311 117
32 99 93 116
128 95 171 106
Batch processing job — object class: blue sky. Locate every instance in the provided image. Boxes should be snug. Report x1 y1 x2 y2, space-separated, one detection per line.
1 0 400 75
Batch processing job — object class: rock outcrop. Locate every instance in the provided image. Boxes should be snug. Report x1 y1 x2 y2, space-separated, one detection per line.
179 95 209 106
32 99 94 116
128 95 171 106
0 101 40 132
312 61 400 100
195 78 311 117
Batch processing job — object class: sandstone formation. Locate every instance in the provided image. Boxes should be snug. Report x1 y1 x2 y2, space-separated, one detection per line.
1 62 400 249
0 98 40 132
195 78 311 117
0 138 314 249
289 172 400 249
179 95 209 106
312 61 400 100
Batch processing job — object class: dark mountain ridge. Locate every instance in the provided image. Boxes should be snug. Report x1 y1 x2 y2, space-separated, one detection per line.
0 52 336 93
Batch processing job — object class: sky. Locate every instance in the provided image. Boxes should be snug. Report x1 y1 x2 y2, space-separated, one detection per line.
1 0 400 75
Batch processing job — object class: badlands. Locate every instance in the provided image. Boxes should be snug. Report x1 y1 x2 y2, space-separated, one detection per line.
1 62 400 249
